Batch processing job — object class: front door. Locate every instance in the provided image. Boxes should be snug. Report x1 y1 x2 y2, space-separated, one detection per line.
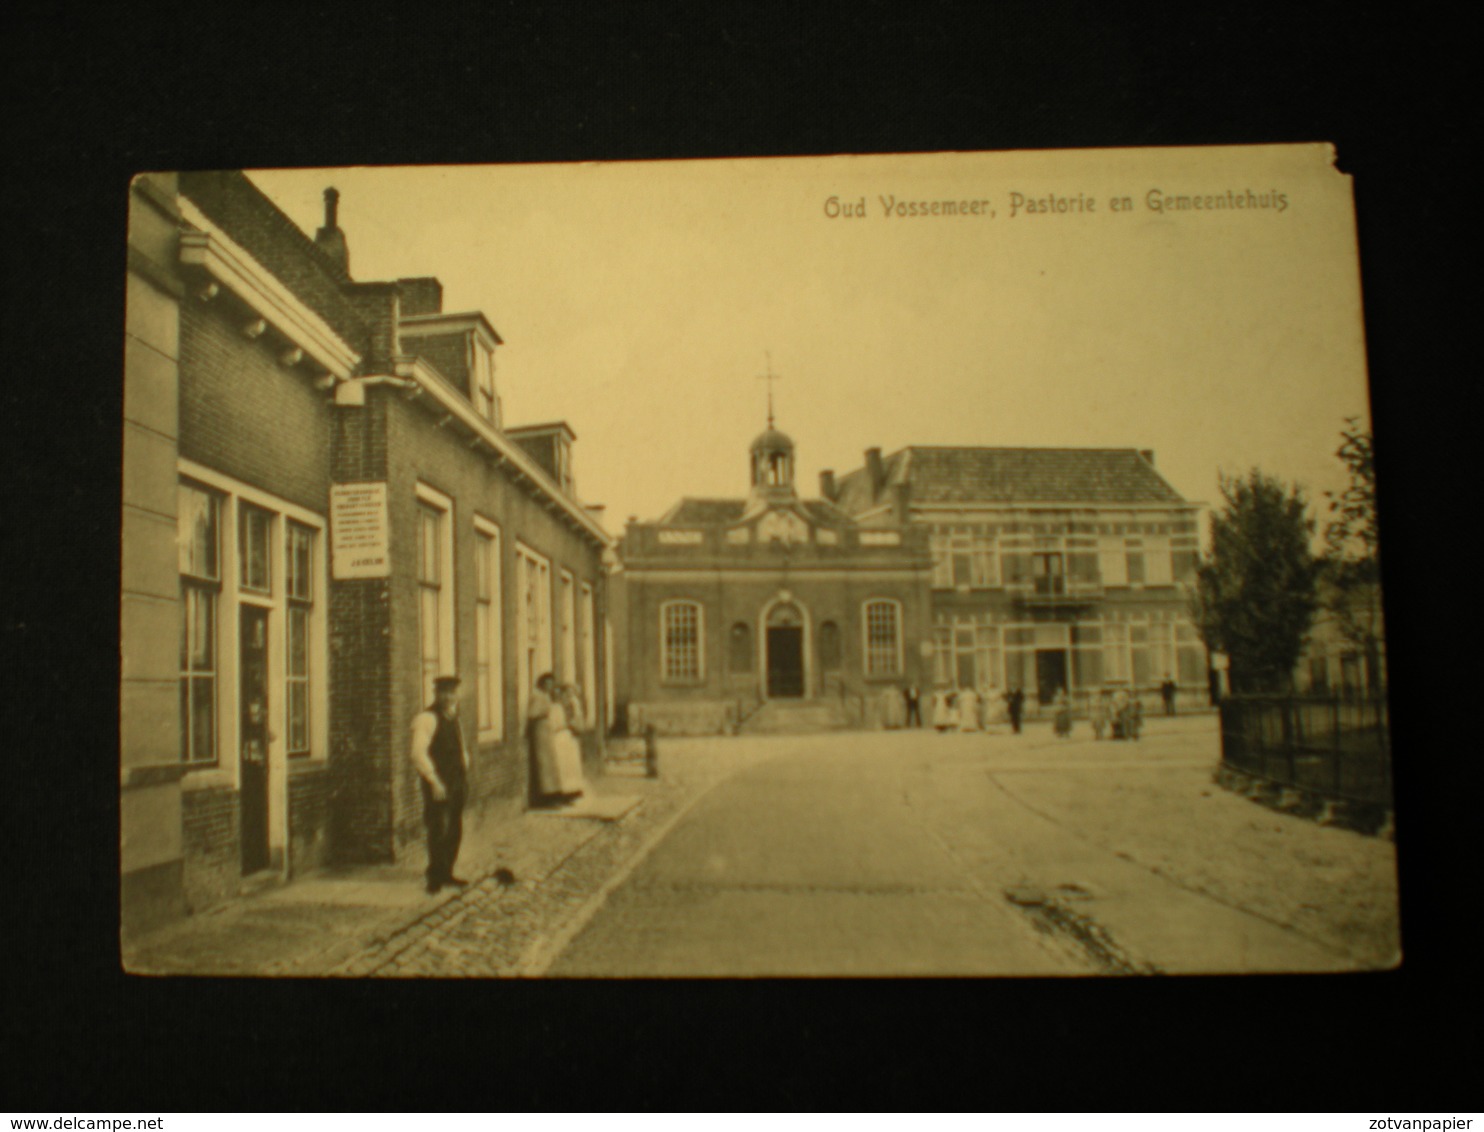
766 626 804 698
1035 648 1067 706
239 606 271 875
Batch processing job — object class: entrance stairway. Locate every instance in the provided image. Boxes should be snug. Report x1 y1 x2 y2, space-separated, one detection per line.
738 698 849 735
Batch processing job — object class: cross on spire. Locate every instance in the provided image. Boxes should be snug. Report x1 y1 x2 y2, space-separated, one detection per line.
757 351 781 428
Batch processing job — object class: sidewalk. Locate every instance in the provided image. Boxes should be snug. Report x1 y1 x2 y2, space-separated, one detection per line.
121 738 788 977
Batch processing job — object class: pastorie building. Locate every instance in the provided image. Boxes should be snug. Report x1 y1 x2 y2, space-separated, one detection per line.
122 172 612 936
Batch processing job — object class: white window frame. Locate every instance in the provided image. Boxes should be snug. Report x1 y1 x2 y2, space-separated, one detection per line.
862 598 904 678
415 482 456 706
660 600 705 683
515 541 553 723
579 580 597 724
559 568 577 685
175 459 330 875
473 516 504 740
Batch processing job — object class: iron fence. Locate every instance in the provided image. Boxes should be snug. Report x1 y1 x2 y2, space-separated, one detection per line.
1218 693 1391 807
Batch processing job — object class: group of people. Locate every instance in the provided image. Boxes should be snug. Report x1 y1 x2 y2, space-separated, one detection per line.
895 681 1155 742
1087 688 1144 741
408 671 589 896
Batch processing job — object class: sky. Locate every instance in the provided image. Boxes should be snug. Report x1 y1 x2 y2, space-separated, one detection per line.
249 146 1372 536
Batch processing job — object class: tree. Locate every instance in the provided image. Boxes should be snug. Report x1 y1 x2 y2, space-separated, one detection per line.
1191 470 1322 694
1322 418 1385 687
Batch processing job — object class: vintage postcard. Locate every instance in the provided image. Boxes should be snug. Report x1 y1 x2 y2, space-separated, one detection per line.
121 145 1395 976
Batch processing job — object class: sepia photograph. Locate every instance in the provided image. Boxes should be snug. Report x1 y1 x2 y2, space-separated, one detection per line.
119 144 1397 978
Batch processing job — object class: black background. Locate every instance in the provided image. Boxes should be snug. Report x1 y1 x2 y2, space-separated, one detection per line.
2 1 1469 1112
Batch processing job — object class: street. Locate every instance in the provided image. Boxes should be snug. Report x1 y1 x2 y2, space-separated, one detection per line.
123 715 1401 978
543 716 1400 976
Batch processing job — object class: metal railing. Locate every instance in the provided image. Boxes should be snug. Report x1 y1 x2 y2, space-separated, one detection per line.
1218 694 1391 807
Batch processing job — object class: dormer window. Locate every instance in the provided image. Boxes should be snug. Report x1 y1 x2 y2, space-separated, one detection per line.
472 341 497 425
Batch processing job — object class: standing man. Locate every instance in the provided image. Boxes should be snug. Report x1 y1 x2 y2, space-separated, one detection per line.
1005 686 1025 735
1160 677 1177 717
410 675 471 894
903 683 922 729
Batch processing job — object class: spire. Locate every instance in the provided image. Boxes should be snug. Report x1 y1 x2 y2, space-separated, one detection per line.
757 351 780 429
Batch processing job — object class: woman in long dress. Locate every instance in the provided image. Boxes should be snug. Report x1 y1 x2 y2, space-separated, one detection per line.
957 685 979 731
528 673 560 807
551 684 586 802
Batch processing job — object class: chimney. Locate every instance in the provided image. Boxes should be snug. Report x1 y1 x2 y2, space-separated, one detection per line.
891 482 911 525
819 469 836 500
1139 449 1155 465
397 277 443 316
314 187 350 279
866 447 885 498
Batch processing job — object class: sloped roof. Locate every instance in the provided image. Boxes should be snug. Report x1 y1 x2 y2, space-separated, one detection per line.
834 447 1188 510
662 498 747 525
659 497 851 527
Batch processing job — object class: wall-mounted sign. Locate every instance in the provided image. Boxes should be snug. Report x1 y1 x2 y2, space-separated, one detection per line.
330 482 391 579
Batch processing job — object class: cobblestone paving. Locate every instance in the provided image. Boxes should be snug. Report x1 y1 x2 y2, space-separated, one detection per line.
335 739 790 977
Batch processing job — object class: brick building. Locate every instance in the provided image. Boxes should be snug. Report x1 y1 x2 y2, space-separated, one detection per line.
122 172 612 937
613 422 933 734
828 447 1211 712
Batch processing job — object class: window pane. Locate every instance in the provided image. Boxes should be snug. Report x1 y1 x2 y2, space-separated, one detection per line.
187 588 215 669
288 608 308 677
240 506 272 591
191 677 215 762
287 524 314 600
178 484 218 579
287 683 308 752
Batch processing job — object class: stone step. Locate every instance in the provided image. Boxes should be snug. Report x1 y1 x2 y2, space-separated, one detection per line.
739 699 849 735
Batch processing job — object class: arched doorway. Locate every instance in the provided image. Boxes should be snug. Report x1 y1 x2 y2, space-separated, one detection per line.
763 600 806 698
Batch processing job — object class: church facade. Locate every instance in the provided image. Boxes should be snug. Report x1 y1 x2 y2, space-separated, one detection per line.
613 426 933 734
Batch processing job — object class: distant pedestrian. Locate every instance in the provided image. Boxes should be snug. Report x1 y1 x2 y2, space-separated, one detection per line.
1160 678 1177 717
1090 690 1110 741
410 675 471 894
931 688 954 731
1110 688 1130 740
1004 687 1025 734
1052 688 1073 738
903 684 922 728
1129 695 1144 741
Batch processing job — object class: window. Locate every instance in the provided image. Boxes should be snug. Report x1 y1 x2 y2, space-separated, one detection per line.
559 569 577 685
661 601 703 682
579 581 597 722
1099 538 1128 586
472 344 496 424
1144 537 1173 585
1125 539 1146 586
416 489 454 704
474 521 503 738
932 526 999 589
515 542 552 718
239 504 273 593
863 599 902 677
179 481 220 764
1104 622 1130 682
285 522 314 756
1032 552 1065 596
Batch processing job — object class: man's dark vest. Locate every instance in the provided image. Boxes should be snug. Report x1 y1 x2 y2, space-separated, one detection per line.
427 708 467 791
